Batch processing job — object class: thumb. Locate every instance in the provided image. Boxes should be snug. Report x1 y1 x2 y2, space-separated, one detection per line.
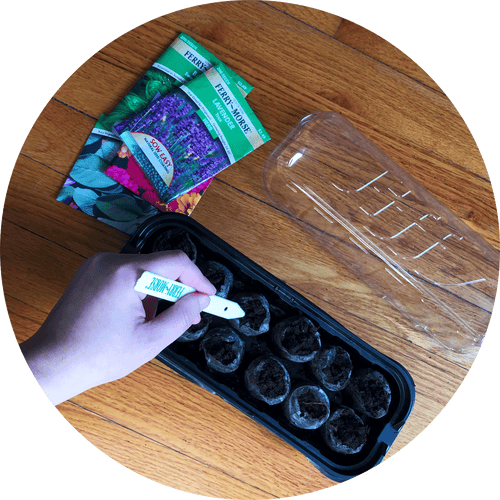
148 292 211 346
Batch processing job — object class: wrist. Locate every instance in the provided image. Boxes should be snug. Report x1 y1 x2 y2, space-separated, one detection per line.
20 333 88 406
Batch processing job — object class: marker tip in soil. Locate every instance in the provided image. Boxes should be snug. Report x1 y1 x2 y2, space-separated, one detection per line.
135 271 245 319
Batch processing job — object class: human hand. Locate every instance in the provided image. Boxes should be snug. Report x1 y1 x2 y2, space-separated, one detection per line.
20 250 216 405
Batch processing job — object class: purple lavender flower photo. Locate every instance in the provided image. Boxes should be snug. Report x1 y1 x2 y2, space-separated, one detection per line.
115 89 230 202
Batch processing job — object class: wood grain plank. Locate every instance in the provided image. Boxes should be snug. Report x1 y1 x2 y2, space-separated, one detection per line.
264 1 343 37
272 0 443 107
1 221 87 313
4 294 46 343
53 52 139 118
20 99 96 173
57 401 277 499
334 19 443 92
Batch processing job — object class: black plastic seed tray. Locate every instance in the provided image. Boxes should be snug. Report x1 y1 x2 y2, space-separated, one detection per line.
121 212 415 482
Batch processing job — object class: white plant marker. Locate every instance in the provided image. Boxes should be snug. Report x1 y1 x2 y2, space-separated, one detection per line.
135 271 245 320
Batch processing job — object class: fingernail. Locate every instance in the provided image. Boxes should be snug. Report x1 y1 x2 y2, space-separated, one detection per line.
192 292 211 309
199 294 211 309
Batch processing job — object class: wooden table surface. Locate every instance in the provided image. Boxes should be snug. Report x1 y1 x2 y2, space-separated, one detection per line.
2 1 499 498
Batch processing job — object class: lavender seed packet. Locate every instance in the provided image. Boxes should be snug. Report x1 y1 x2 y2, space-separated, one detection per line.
57 33 253 234
115 64 271 204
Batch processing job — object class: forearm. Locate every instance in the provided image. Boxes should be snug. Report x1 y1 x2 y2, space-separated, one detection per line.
18 251 214 406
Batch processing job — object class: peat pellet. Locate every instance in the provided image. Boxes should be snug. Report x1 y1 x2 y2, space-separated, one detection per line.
199 327 245 373
322 407 369 455
244 356 291 405
310 346 353 392
283 385 330 430
346 368 392 419
199 260 233 299
152 228 197 262
272 316 321 362
229 293 271 336
176 313 211 343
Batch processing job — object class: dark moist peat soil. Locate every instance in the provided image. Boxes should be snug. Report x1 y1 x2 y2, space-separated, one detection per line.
310 347 353 391
206 267 227 293
297 390 329 420
329 355 351 384
239 296 268 330
332 412 368 450
241 298 267 330
203 337 237 365
281 319 320 356
200 260 233 298
348 371 391 418
152 228 197 260
357 377 388 408
141 222 399 467
324 408 369 453
256 359 287 399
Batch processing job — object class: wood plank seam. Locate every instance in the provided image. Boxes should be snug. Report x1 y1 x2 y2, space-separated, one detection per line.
1 219 88 259
404 138 492 183
262 1 446 96
95 51 144 77
5 292 52 321
51 97 98 121
66 400 279 498
17 152 70 177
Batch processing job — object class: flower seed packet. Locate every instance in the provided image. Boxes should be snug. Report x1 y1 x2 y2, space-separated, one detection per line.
104 142 212 213
57 33 252 234
115 64 271 204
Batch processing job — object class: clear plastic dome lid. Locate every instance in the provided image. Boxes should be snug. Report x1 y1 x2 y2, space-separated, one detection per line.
262 112 499 361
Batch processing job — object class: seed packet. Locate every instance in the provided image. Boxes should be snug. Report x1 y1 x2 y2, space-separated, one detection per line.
57 33 252 234
115 64 271 204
